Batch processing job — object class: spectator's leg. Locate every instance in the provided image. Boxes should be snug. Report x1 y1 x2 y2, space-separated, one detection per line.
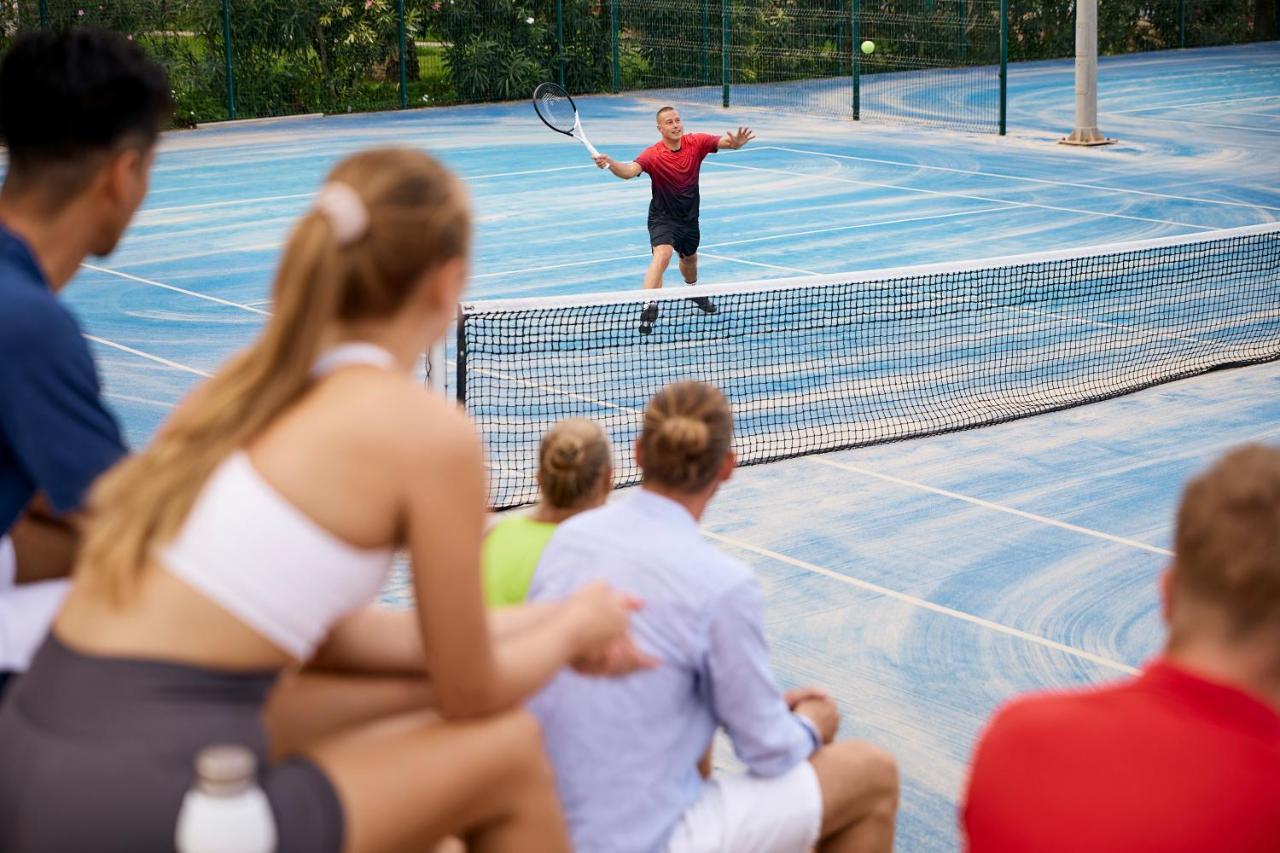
811 740 899 853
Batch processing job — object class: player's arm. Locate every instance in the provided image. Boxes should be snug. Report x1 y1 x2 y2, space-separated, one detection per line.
718 126 755 150
593 153 642 179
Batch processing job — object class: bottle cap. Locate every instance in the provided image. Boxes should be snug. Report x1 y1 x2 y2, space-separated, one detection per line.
194 744 258 797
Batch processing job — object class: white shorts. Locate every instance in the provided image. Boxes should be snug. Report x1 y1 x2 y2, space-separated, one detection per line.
666 760 823 853
0 536 70 671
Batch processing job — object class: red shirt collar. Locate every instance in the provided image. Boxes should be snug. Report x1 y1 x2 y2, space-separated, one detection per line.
1141 658 1280 740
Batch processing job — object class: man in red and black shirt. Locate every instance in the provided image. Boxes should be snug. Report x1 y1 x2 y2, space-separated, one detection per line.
963 443 1280 852
594 106 754 334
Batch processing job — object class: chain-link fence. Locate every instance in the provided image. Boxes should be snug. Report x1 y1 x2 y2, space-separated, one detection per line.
0 0 1273 128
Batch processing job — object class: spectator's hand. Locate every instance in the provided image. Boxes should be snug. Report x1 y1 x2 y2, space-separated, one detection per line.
792 692 839 744
784 686 830 707
572 634 659 676
566 581 645 657
593 153 612 169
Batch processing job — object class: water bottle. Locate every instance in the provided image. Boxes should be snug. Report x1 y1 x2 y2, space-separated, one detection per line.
175 744 277 853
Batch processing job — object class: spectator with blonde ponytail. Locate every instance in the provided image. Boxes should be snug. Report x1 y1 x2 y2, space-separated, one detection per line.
483 418 613 607
0 148 648 853
529 380 900 853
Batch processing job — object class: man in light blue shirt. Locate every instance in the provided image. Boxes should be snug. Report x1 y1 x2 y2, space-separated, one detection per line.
529 381 899 853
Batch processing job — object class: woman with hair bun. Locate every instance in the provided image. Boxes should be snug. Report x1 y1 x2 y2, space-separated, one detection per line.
527 380 900 853
483 418 613 607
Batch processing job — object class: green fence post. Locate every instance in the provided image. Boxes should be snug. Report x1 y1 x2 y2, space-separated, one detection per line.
721 0 729 108
610 0 620 93
852 0 860 120
556 0 565 89
222 0 237 120
960 0 968 62
999 0 1007 134
38 0 48 27
397 0 408 109
701 0 710 83
1178 0 1185 48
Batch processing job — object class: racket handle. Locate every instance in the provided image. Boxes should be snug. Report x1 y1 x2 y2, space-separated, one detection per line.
581 137 601 159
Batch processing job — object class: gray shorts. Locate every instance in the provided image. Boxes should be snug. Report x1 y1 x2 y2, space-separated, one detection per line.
0 635 343 852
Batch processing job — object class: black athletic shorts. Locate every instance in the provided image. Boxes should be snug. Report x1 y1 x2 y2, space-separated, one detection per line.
648 216 700 258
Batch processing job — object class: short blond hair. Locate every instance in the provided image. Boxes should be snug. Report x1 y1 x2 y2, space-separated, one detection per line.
656 106 678 123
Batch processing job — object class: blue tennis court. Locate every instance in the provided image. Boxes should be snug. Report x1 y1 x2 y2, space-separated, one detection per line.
55 41 1280 850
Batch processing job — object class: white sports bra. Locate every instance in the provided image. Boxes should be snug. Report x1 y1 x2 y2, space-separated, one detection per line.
161 343 398 660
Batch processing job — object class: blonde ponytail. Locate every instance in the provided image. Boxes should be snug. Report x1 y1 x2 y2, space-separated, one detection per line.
80 148 470 602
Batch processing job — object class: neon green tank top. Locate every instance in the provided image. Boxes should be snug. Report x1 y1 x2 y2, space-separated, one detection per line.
481 515 559 608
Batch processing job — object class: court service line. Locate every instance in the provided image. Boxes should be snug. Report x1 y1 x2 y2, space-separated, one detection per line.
709 160 1220 232
701 529 1140 675
701 252 820 275
470 205 1016 280
1107 93 1280 114
85 335 213 378
82 263 271 316
752 145 1280 215
1116 116 1280 135
103 391 185 410
809 457 1173 558
136 164 595 216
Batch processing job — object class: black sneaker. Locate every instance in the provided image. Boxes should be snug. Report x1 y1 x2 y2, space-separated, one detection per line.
639 301 659 335
689 296 718 315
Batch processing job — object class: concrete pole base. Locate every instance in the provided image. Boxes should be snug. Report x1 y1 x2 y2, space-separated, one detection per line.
1060 126 1116 146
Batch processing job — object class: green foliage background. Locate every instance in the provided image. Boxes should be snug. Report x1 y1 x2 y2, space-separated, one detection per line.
0 0 1271 125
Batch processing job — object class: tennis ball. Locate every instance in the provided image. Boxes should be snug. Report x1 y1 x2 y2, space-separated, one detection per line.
861 40 876 55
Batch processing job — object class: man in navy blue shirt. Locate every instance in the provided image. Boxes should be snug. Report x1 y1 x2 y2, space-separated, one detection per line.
0 29 170 695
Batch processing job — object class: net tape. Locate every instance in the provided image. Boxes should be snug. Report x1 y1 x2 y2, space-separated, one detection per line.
456 224 1280 508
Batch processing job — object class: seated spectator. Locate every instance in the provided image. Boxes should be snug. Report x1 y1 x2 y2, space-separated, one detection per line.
0 28 166 697
963 443 1280 853
529 380 900 853
483 418 612 607
0 148 646 852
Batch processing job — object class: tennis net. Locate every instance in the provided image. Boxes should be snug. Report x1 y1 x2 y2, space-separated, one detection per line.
454 224 1280 509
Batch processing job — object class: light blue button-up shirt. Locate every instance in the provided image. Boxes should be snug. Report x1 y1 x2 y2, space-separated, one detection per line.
528 489 819 853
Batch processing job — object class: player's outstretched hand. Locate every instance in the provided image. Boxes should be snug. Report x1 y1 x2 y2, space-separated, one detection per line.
724 126 755 149
593 152 612 169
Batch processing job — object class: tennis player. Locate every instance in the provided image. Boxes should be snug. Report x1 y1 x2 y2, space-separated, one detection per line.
593 107 754 334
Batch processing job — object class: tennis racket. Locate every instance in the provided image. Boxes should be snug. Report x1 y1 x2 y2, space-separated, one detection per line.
532 82 600 159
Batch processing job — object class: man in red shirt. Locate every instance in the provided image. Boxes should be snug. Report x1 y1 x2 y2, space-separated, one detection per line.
963 443 1280 852
593 106 753 334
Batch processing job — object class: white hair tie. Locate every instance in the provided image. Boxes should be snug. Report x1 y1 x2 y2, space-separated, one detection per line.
312 183 369 246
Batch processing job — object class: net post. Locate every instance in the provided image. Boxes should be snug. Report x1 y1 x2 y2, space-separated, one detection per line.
998 0 1007 135
721 0 730 108
454 307 467 405
851 0 860 120
397 0 408 110
222 0 237 121
556 0 566 89
610 0 620 94
38 0 48 27
1059 0 1114 146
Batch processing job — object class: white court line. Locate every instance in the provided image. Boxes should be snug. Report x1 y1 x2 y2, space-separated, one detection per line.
85 335 213 378
810 457 1172 557
103 391 184 409
701 529 1139 675
753 145 1280 215
708 160 1220 233
1108 93 1280 114
137 164 595 216
82 263 270 316
471 205 1016 281
1117 115 1280 135
701 252 820 275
